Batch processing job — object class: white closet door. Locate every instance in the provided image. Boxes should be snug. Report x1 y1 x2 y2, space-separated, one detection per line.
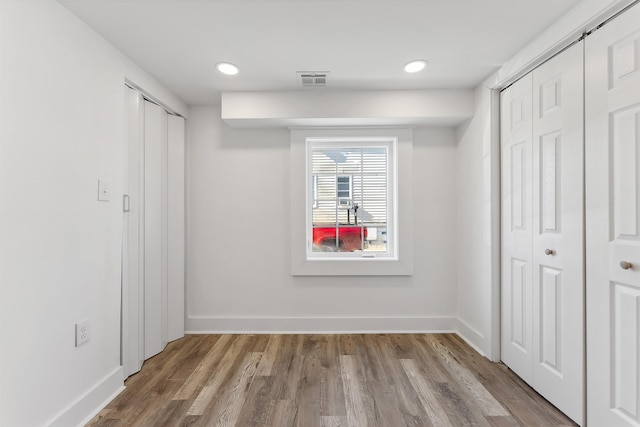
167 115 185 342
586 3 640 425
144 100 168 360
501 73 534 384
124 87 145 377
531 42 584 425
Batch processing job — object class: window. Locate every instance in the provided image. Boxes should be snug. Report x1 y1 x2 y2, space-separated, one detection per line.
307 139 394 258
336 175 353 206
290 128 413 276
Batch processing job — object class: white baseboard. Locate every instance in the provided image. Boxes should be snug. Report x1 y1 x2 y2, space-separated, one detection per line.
455 317 488 358
48 366 124 427
186 315 458 334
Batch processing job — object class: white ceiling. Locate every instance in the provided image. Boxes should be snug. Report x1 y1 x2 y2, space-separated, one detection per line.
60 0 583 106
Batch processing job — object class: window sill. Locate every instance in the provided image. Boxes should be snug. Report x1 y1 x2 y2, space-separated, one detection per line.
291 257 413 276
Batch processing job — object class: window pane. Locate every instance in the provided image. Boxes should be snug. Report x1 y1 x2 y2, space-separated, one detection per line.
364 226 387 252
312 149 337 174
358 198 387 225
336 148 362 175
312 199 337 225
337 226 364 252
309 142 390 256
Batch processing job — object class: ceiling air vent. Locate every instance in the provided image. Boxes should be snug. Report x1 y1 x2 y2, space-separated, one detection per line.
297 72 329 88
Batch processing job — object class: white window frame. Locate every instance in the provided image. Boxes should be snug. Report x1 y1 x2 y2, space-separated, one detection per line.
290 128 414 276
307 139 395 259
312 174 318 208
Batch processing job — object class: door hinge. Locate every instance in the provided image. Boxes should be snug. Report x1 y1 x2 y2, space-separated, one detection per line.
123 195 130 213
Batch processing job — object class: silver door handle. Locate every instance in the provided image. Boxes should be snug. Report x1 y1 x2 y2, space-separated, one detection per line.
620 261 633 270
545 249 554 255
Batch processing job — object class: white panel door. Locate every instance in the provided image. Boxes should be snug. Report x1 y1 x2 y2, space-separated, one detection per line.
167 115 185 342
144 100 168 360
586 4 640 426
531 42 584 425
501 73 534 384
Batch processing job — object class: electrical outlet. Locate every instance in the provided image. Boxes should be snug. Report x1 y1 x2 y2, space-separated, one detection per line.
75 319 91 347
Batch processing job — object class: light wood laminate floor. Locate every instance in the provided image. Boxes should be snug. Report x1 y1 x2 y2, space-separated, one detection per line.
87 334 576 426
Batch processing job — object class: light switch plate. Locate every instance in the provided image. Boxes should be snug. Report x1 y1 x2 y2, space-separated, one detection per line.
98 179 110 201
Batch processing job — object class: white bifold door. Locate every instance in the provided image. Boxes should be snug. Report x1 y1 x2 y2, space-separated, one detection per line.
123 87 185 377
501 42 584 425
586 3 640 425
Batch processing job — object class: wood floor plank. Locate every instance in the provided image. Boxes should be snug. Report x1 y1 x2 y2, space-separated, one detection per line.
255 334 282 376
434 381 492 427
368 378 413 427
185 336 254 416
400 358 455 427
338 334 359 356
401 413 435 427
141 399 192 427
169 335 222 381
270 335 306 401
319 335 347 417
375 336 425 419
424 334 510 417
87 334 578 427
172 334 234 401
485 415 522 426
360 334 391 384
234 376 275 426
246 333 271 353
320 415 349 427
127 379 186 427
210 352 262 426
267 399 297 427
295 336 329 426
340 354 376 427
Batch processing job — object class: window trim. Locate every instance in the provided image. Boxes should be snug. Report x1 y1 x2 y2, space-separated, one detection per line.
290 127 414 276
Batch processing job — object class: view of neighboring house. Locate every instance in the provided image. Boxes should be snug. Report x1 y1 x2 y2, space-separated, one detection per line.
311 146 389 250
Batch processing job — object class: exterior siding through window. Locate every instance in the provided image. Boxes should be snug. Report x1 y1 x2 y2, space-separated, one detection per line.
311 147 387 228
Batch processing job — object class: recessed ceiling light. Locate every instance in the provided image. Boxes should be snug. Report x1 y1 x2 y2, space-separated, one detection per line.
404 60 428 73
216 62 239 75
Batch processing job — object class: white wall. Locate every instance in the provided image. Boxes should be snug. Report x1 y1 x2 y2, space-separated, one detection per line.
455 85 500 358
0 3 186 426
186 106 459 332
